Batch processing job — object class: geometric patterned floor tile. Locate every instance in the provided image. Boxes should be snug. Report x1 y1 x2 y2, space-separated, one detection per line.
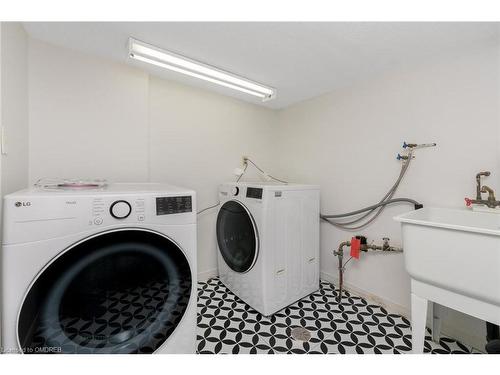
197 278 474 354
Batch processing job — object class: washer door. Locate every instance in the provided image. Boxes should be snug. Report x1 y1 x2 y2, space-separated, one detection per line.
216 200 258 273
17 229 192 354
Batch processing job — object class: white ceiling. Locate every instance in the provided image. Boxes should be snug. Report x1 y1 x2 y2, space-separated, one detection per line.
23 22 499 109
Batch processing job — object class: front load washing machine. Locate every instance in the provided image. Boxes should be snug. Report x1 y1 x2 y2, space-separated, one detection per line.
1 183 196 354
216 182 320 316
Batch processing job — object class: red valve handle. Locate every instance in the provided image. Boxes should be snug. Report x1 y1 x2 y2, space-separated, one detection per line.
350 237 361 259
464 198 472 207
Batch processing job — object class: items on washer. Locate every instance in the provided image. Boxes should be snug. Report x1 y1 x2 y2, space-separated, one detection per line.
1 183 197 354
34 177 108 191
216 182 320 316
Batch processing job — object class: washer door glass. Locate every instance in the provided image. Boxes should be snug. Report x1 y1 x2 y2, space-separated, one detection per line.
18 229 192 354
216 200 258 273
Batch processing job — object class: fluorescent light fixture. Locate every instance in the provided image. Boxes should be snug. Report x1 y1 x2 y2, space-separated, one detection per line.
128 38 276 101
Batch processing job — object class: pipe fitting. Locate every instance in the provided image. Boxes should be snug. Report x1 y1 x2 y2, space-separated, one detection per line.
333 237 403 301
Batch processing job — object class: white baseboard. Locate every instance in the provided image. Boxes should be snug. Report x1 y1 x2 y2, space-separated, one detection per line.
320 270 410 318
198 268 218 282
320 270 486 351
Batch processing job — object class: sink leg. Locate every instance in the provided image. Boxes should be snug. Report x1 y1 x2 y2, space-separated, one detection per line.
411 293 428 353
431 302 444 343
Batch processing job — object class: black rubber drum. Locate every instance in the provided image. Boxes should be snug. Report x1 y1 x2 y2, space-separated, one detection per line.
216 200 258 273
18 229 192 354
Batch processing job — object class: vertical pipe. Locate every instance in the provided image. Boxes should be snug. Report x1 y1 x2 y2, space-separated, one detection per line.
337 252 343 302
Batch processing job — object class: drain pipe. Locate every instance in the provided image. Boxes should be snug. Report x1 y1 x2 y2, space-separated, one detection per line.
333 241 350 302
333 238 403 301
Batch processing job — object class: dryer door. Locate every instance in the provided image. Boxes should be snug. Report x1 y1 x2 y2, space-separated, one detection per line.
216 200 259 273
17 229 192 354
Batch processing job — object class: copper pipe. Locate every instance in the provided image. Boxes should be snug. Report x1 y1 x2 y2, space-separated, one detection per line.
333 239 403 302
334 241 350 302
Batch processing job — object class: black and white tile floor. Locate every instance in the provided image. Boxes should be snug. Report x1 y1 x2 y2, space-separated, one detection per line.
197 278 475 354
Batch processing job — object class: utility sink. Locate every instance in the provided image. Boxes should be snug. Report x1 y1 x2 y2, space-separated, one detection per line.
395 207 500 352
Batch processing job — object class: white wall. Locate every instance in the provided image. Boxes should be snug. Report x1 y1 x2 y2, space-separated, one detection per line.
25 32 500 349
148 77 275 278
274 43 500 349
28 38 276 279
1 23 29 196
29 39 150 182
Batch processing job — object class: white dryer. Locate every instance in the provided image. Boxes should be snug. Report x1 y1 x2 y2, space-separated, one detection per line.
1 183 196 354
216 182 320 316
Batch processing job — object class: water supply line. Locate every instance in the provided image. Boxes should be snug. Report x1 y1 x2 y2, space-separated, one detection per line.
321 142 436 231
333 237 403 301
201 142 434 226
198 156 289 215
197 202 220 215
237 156 288 184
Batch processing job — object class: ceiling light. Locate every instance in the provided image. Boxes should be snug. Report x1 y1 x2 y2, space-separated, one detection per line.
128 38 276 101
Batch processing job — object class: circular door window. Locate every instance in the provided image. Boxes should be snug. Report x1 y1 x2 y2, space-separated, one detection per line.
18 229 192 354
216 200 258 273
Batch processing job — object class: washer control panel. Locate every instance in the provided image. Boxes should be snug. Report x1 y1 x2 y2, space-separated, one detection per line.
3 188 196 245
90 194 194 226
92 197 143 224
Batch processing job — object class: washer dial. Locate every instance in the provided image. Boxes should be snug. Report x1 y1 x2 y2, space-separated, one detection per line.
110 200 132 219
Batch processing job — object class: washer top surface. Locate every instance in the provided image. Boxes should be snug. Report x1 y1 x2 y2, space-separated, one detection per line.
7 182 194 198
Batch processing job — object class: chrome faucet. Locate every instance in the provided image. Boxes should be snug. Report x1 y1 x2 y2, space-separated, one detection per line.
465 171 500 209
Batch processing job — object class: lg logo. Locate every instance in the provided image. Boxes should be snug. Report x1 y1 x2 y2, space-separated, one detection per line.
15 201 31 207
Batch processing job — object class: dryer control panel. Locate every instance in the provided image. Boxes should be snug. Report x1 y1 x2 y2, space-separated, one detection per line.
246 187 263 199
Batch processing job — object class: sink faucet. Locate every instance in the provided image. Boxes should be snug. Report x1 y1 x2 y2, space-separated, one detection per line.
465 171 500 209
476 171 491 200
480 186 499 208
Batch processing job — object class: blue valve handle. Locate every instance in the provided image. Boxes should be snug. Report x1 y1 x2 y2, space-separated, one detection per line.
402 141 409 149
397 153 411 161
